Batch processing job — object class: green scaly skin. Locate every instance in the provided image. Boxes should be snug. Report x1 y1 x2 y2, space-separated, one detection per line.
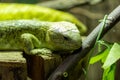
0 20 82 55
0 3 87 34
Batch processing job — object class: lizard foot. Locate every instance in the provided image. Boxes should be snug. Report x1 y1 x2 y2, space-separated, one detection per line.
30 48 52 56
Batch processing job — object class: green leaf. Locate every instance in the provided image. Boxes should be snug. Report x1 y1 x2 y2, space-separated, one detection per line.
89 48 110 64
101 49 110 63
103 43 120 69
102 64 116 80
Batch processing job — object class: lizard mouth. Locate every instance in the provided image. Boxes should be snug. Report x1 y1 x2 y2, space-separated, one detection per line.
50 39 82 52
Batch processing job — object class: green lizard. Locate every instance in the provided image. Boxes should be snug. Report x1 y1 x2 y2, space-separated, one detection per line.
0 3 87 34
0 20 82 55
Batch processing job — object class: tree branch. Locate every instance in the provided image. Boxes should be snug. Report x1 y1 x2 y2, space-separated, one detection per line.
37 0 103 10
48 5 120 80
37 0 88 10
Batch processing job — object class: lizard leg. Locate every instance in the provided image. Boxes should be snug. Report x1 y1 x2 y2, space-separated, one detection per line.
30 48 52 56
21 33 52 55
21 33 41 55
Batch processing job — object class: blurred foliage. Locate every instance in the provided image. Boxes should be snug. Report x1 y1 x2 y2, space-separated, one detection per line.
0 0 39 4
90 42 120 80
14 0 39 4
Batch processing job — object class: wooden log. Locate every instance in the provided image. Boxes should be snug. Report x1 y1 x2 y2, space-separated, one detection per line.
0 51 27 80
24 54 62 80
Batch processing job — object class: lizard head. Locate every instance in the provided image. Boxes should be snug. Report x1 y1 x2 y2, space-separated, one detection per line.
46 21 82 52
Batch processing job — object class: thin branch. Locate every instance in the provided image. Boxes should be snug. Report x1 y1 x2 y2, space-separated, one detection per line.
48 5 120 80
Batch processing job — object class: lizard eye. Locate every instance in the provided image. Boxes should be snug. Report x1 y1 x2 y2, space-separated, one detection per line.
63 36 69 40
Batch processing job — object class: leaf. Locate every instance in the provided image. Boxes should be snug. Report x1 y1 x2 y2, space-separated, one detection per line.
102 64 116 80
89 48 110 64
101 49 110 63
103 43 120 69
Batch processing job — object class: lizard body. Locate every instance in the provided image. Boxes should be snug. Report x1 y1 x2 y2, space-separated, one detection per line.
0 20 82 55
